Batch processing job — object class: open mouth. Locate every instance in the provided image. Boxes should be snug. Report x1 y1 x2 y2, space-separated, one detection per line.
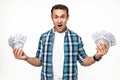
58 25 62 28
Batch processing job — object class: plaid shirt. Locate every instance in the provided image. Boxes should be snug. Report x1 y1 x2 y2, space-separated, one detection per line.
36 28 87 80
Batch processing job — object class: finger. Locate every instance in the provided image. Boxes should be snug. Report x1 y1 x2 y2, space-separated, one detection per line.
96 43 105 55
100 42 109 51
13 48 18 56
18 49 24 57
96 43 102 51
97 42 107 50
13 48 22 58
103 44 108 52
100 43 109 55
16 49 23 57
104 44 109 55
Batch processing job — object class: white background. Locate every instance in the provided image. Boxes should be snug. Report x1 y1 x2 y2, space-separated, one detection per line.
0 0 120 80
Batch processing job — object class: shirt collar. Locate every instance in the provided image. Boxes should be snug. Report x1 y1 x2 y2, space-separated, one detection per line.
51 27 69 34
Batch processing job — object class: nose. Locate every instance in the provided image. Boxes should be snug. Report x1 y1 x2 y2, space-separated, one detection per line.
58 18 62 23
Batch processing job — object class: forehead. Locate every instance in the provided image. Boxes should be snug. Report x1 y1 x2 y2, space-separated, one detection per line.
52 9 67 16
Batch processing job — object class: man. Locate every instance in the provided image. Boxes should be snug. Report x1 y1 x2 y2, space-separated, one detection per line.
13 4 109 80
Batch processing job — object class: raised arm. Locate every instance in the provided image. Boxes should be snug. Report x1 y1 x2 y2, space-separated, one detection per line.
82 42 109 66
13 48 42 67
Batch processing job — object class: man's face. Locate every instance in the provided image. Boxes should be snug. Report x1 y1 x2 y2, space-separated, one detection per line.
51 9 69 33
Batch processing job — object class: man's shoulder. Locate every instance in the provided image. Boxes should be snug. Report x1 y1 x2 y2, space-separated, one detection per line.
41 29 52 37
39 29 52 41
67 29 82 43
67 29 80 37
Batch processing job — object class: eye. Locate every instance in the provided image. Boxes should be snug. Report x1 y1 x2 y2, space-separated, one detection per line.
60 15 67 19
61 16 65 18
53 16 58 19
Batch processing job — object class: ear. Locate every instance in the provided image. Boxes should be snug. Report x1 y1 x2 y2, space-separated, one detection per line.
67 15 69 20
51 15 53 20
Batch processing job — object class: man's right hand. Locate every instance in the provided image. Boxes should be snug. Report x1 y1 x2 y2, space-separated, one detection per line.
13 48 42 67
13 48 28 60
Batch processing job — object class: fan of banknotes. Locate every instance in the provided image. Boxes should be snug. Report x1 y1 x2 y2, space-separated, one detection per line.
8 34 27 49
92 30 116 47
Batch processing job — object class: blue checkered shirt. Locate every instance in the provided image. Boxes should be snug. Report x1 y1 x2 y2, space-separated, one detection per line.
36 28 87 80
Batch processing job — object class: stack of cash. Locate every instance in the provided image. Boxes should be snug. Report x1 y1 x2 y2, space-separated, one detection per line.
92 30 116 47
8 34 27 49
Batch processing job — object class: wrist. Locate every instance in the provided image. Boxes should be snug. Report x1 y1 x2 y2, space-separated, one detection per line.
24 55 29 61
93 54 102 61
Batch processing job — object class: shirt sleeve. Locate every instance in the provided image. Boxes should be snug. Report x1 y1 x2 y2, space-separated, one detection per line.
77 37 88 64
35 36 43 60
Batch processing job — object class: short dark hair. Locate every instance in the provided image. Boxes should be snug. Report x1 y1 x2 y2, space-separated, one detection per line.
51 4 69 16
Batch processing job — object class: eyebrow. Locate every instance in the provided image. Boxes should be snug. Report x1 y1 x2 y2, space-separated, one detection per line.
53 14 67 17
